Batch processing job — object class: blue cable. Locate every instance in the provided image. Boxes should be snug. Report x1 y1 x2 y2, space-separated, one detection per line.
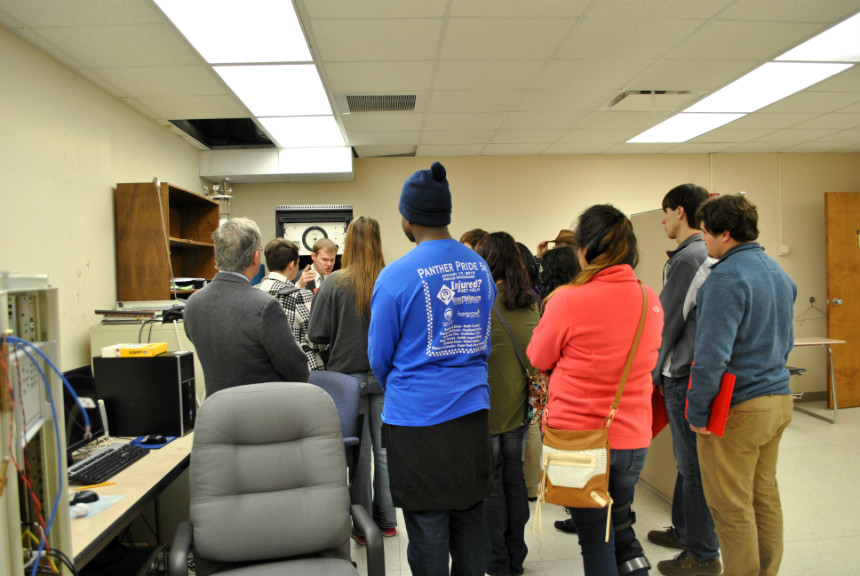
4 335 77 576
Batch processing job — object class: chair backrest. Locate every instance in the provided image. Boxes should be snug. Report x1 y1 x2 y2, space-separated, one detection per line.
307 371 361 444
189 382 350 569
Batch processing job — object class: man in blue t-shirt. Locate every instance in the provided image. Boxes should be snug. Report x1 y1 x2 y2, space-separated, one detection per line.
369 161 496 576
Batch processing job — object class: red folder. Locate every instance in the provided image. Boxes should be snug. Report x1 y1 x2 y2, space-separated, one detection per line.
651 387 669 438
685 369 736 438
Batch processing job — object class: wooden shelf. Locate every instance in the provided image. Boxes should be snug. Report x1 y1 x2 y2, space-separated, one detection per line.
115 182 219 301
169 237 215 248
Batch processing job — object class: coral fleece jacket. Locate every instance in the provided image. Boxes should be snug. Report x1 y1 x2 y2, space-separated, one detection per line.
527 265 663 450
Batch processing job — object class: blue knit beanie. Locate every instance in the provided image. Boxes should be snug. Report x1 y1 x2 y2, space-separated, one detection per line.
399 162 452 227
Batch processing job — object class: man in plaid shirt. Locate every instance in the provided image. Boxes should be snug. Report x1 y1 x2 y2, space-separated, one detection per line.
257 238 325 371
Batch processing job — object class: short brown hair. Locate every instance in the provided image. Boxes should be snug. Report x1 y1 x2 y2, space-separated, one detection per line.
695 195 759 242
263 238 300 272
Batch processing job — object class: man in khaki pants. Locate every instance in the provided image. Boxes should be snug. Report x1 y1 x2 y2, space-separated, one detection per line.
687 195 796 576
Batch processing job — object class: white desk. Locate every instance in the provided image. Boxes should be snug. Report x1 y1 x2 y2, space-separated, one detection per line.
793 337 846 424
70 433 193 570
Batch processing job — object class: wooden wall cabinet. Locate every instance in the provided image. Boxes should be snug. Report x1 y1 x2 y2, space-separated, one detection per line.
115 182 219 301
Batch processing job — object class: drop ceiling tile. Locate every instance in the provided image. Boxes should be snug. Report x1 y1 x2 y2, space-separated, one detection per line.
516 90 616 112
136 95 248 119
756 129 839 142
425 112 506 131
815 128 860 142
555 18 705 60
92 66 226 98
325 62 435 93
442 18 575 60
558 129 642 143
421 131 495 145
490 130 566 144
544 142 613 154
34 24 199 68
342 113 425 132
482 143 549 155
630 60 756 92
349 131 420 146
807 67 860 93
728 113 818 129
576 111 673 131
783 141 849 152
501 111 584 130
302 0 447 19
689 129 776 143
665 142 737 153
435 60 544 91
587 0 730 18
792 114 860 130
604 142 676 154
417 144 485 156
312 19 441 61
762 91 860 114
531 60 653 91
664 20 822 61
429 90 523 113
724 141 797 152
451 0 591 18
0 0 163 26
718 0 860 22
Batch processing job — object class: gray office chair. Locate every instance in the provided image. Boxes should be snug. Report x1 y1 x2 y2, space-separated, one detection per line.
168 381 384 576
307 371 362 484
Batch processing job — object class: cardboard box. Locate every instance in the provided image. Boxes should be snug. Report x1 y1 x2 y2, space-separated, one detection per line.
101 342 168 358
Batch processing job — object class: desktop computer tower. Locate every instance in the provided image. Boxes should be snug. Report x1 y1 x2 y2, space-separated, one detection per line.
93 351 196 437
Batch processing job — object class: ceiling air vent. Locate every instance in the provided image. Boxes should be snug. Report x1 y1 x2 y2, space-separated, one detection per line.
346 94 416 113
607 90 694 112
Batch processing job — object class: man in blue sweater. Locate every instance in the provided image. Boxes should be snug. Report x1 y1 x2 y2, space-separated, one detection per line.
369 162 496 576
688 194 796 576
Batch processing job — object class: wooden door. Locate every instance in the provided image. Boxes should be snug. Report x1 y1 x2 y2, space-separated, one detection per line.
824 192 860 408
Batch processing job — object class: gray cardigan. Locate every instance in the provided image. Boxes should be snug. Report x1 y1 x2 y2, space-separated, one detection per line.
184 271 309 396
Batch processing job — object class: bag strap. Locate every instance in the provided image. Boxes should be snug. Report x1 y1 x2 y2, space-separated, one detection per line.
604 281 648 429
492 302 531 377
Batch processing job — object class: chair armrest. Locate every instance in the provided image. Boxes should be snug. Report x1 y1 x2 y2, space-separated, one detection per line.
351 504 385 576
168 521 193 576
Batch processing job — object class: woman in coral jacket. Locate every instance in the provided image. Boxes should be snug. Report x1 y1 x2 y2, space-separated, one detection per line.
527 204 663 576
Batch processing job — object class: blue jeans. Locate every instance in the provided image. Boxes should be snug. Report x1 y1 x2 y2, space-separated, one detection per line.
484 423 530 575
663 376 719 562
568 447 648 576
403 501 489 576
350 372 396 536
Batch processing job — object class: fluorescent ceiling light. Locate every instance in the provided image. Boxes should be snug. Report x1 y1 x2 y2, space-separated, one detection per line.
215 65 332 117
153 0 311 63
685 62 852 113
628 113 744 143
260 116 345 148
777 12 860 62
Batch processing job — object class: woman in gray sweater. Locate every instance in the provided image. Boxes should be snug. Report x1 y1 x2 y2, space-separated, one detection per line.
308 216 396 543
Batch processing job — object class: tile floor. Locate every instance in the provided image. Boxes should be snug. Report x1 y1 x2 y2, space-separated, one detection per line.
352 402 860 575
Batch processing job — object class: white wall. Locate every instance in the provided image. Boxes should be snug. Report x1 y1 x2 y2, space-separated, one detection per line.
233 153 860 394
1 26 203 368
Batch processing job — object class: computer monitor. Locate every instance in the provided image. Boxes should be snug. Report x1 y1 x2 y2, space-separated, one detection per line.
62 365 105 462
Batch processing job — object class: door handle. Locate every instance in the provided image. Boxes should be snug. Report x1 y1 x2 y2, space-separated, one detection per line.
832 298 843 306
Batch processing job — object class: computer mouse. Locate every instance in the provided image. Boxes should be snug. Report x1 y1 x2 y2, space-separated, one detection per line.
71 490 99 505
141 434 167 445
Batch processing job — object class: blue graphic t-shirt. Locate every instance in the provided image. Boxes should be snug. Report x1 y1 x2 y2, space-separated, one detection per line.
369 239 496 427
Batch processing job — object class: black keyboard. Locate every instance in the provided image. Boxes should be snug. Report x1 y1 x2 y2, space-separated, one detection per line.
68 444 150 484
